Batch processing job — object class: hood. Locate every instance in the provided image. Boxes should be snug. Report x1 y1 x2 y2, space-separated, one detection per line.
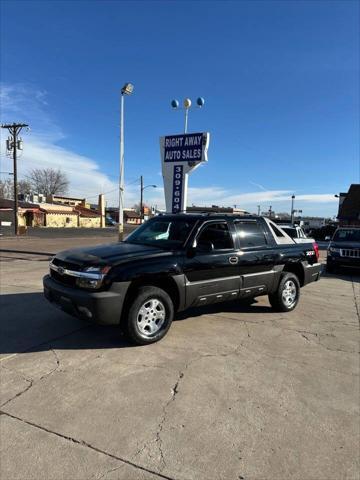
55 242 171 267
329 241 360 249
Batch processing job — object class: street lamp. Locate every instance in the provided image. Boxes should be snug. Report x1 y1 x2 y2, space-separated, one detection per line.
290 195 295 224
140 175 156 222
118 82 134 241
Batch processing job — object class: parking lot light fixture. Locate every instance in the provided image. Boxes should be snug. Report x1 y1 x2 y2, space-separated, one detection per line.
291 195 296 224
170 96 205 133
119 83 134 241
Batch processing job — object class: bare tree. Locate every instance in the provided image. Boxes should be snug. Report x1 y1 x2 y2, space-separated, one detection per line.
27 168 69 196
0 178 32 199
0 178 13 199
18 180 32 195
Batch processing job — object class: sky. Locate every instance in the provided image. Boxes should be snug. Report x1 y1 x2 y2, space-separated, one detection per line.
0 0 359 216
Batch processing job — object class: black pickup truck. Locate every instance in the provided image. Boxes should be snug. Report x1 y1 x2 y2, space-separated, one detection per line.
43 214 321 345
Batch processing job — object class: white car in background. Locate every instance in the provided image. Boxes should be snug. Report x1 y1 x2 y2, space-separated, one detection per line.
279 225 315 244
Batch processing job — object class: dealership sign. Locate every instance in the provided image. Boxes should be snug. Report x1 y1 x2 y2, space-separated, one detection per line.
160 132 210 213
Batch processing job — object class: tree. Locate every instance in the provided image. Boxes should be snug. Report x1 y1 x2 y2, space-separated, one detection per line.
27 168 69 196
18 180 32 195
0 178 13 199
0 178 33 199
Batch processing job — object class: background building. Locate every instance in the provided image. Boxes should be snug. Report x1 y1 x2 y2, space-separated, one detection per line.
337 184 360 226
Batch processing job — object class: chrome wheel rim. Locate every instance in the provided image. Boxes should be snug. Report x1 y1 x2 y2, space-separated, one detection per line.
137 298 166 336
282 280 297 307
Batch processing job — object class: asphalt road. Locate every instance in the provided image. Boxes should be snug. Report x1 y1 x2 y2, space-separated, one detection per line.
0 238 359 480
0 225 137 238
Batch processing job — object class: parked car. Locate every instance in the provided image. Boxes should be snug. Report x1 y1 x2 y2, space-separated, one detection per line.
326 227 360 273
105 216 116 226
278 224 315 244
43 214 321 345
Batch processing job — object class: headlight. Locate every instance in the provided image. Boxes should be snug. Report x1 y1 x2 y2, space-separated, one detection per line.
76 265 111 290
328 247 340 254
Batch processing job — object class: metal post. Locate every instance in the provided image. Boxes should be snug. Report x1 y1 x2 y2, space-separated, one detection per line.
291 195 295 224
184 108 189 134
119 93 125 241
140 175 143 223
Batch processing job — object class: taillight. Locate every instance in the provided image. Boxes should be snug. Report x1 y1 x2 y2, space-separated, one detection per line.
313 242 319 262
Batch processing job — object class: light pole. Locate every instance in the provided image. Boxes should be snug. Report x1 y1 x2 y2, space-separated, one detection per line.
118 82 134 241
257 205 261 216
140 175 156 222
171 97 205 133
290 195 295 224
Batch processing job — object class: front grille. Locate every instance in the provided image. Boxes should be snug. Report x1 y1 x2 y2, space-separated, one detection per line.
340 249 360 258
50 269 77 287
52 257 81 271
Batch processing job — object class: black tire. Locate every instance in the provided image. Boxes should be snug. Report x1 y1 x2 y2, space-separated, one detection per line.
124 286 174 345
268 272 300 312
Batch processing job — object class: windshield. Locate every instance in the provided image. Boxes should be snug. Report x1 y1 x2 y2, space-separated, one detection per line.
125 217 197 249
333 229 360 242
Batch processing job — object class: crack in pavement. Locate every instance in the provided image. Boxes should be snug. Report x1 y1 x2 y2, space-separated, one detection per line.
0 325 90 364
0 346 61 408
0 377 33 409
0 411 176 480
93 463 125 480
238 337 359 377
153 344 245 473
351 276 360 326
155 369 186 472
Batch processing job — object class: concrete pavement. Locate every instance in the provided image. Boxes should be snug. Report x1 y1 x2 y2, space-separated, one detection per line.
0 237 359 480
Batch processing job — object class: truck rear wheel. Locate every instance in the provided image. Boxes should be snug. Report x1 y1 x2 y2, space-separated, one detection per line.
269 272 300 312
124 286 174 345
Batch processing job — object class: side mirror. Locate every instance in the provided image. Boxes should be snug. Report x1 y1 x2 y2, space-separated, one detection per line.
325 236 331 241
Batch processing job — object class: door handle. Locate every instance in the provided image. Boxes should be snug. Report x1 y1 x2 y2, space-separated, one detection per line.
228 256 238 264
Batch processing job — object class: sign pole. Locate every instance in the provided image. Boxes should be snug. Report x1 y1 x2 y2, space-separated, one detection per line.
184 108 188 134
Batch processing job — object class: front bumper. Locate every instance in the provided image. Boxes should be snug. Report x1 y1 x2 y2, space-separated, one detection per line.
303 262 322 286
327 255 360 269
43 275 130 325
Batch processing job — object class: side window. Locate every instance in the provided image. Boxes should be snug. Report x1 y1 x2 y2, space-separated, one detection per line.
269 223 285 238
235 221 267 248
197 222 234 251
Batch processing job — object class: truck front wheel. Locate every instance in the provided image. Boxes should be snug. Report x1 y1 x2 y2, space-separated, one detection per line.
269 272 300 312
124 286 174 345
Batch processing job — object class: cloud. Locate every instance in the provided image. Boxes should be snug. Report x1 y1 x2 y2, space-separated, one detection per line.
249 181 267 191
0 83 338 215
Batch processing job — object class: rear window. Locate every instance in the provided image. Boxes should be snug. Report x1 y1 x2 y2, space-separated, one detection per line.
282 227 297 238
235 221 267 248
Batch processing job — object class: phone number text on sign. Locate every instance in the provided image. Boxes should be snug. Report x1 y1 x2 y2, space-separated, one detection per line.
172 165 183 213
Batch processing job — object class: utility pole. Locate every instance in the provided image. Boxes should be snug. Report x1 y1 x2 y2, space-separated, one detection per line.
1 123 28 235
140 175 143 222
